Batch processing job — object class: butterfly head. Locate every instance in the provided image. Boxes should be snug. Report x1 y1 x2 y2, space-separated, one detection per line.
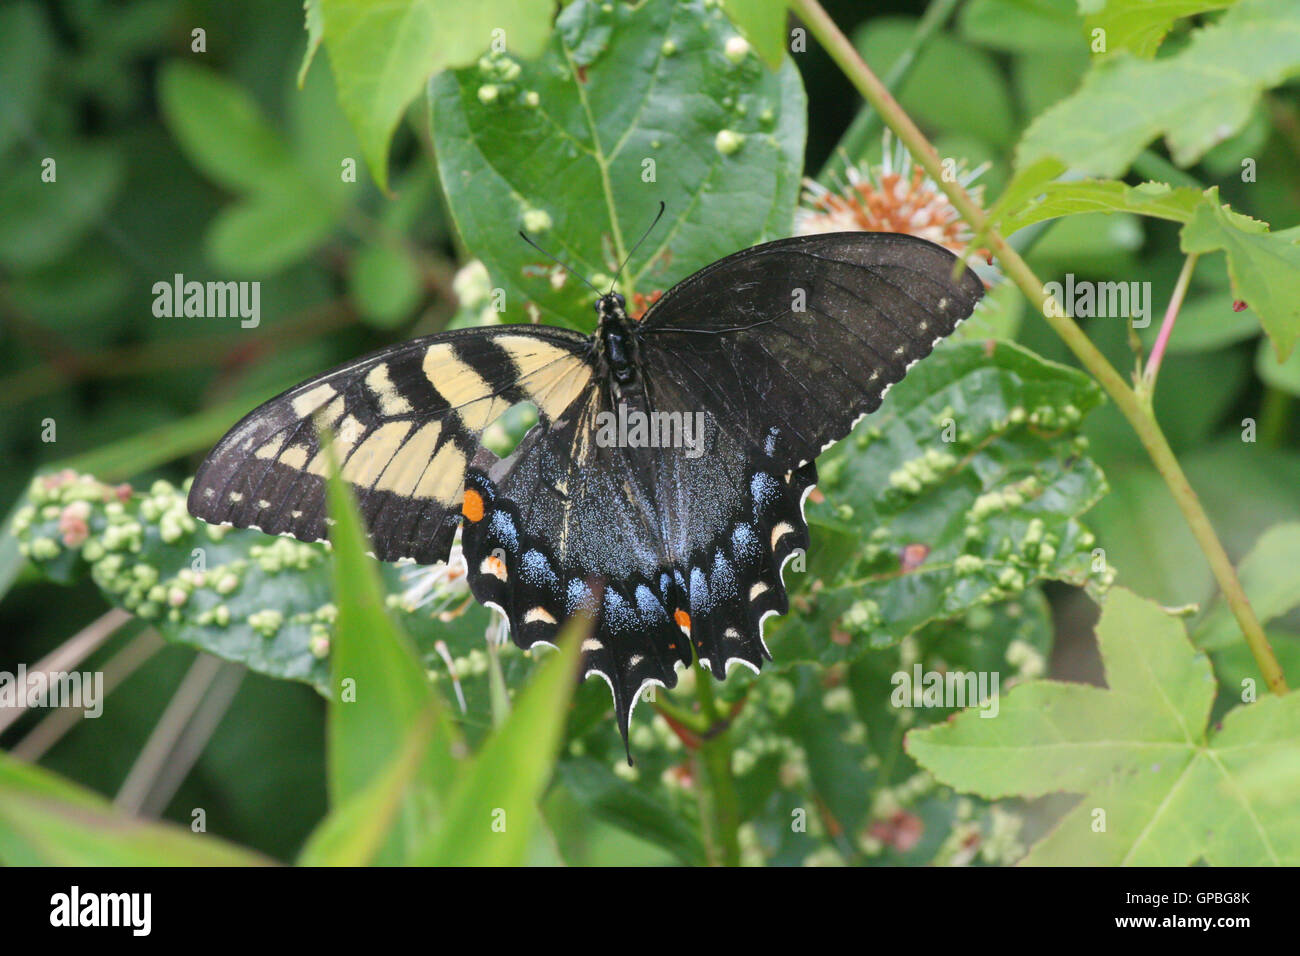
595 291 629 325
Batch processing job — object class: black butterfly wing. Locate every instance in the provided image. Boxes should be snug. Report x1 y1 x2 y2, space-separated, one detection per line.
460 380 691 739
636 232 986 466
187 325 594 565
462 234 982 745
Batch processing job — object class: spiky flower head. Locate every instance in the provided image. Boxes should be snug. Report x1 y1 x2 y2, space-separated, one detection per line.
797 133 993 277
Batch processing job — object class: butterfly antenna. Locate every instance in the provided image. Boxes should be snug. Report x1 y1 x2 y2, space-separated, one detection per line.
517 230 604 296
610 201 666 293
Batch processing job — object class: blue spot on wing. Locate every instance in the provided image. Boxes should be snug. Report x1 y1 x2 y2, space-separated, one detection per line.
522 549 558 587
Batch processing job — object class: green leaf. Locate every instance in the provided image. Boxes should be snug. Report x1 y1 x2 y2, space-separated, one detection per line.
1000 179 1204 236
959 0 1085 53
158 61 295 193
720 0 789 69
15 473 340 683
908 588 1300 865
556 756 707 865
1086 462 1213 605
772 341 1108 664
1180 189 1300 360
0 752 270 866
348 241 423 328
1083 0 1237 58
206 185 340 275
1017 0 1300 176
1194 523 1300 651
429 0 806 328
11 465 492 699
979 156 1065 247
0 2 54 156
297 707 436 865
413 619 584 866
299 0 325 87
323 447 460 864
0 144 124 270
1256 335 1300 395
319 0 557 192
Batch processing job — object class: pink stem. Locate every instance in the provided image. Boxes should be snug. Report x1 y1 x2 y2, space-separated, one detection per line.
1144 253 1199 390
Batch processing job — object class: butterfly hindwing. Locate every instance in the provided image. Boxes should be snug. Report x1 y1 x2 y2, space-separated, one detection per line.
187 325 593 564
458 394 819 743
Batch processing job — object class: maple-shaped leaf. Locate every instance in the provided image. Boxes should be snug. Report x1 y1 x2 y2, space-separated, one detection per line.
906 587 1300 865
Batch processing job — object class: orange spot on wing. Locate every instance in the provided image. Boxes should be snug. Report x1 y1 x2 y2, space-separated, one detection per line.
462 488 485 523
673 609 691 634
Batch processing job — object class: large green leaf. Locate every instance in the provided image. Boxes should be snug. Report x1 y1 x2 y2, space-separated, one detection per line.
319 0 557 192
771 340 1108 664
1017 0 1300 176
908 588 1300 865
0 752 271 866
993 176 1300 361
429 0 806 328
10 470 490 694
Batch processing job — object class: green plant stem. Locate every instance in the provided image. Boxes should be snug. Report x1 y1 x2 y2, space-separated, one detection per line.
653 692 708 733
817 0 960 185
692 662 742 866
790 0 1290 696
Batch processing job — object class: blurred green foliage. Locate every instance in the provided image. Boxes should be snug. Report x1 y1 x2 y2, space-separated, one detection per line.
2 0 1298 866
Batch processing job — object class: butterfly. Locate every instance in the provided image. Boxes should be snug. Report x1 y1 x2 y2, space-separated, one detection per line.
188 227 984 751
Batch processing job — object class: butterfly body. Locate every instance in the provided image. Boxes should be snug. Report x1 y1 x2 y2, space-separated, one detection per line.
188 232 985 749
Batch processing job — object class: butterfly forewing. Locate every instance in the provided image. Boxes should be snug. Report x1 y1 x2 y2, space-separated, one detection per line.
187 325 593 564
637 232 985 466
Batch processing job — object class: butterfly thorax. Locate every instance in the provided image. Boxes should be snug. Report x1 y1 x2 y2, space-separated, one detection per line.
596 292 640 388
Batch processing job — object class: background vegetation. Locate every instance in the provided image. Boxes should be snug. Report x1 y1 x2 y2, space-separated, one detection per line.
1 0 1297 865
